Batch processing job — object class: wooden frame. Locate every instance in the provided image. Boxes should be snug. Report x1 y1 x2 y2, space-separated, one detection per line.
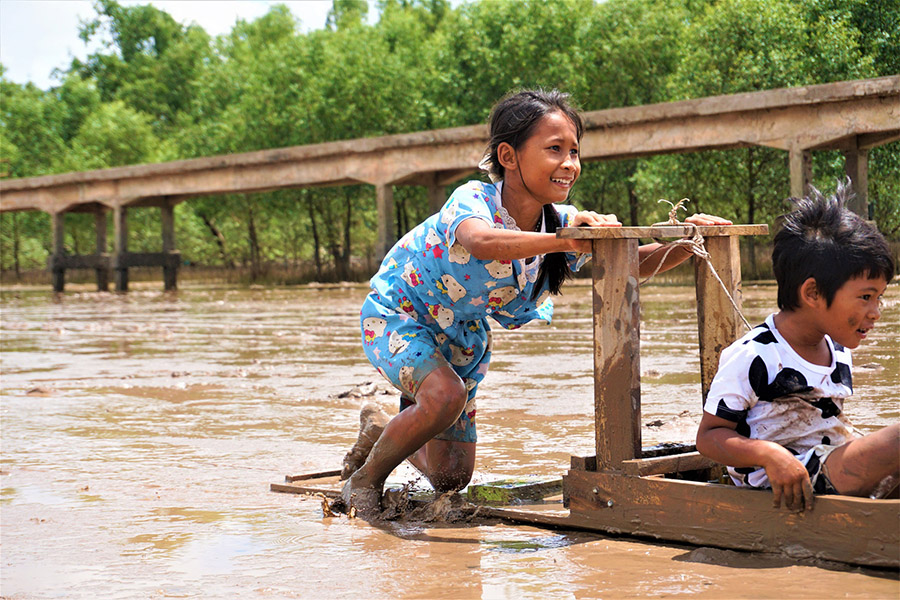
556 224 899 568
272 223 897 568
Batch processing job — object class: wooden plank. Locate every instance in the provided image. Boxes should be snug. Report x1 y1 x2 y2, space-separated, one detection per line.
558 224 769 239
592 238 641 469
621 452 719 476
467 477 563 505
111 252 181 268
271 470 343 497
565 469 899 568
641 442 696 458
694 235 743 404
285 469 342 482
48 254 111 270
571 455 597 471
573 445 698 471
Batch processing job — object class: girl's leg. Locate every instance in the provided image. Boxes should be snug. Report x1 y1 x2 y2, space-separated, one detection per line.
407 438 476 493
341 403 391 480
824 423 900 496
343 365 468 506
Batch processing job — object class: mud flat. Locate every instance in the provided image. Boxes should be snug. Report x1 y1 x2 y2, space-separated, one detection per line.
1 282 898 598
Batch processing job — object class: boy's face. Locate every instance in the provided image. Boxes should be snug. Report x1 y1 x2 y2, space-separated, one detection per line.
819 275 888 349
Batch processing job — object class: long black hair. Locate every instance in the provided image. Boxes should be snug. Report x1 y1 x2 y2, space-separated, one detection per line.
480 89 584 300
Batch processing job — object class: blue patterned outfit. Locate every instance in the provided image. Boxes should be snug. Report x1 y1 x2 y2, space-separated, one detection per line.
360 180 587 442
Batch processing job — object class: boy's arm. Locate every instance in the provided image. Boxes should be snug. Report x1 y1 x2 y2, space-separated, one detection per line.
697 412 815 512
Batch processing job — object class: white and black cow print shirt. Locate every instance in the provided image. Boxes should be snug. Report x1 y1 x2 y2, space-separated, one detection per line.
703 313 856 488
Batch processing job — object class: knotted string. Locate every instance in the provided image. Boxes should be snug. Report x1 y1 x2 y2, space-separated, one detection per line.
639 198 751 331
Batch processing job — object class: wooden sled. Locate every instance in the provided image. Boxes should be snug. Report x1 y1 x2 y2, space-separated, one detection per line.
556 224 898 568
273 224 898 568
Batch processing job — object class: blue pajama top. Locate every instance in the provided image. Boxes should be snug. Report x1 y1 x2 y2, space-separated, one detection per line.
369 180 587 338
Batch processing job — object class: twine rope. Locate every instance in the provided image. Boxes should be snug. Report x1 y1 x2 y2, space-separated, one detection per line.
640 198 751 331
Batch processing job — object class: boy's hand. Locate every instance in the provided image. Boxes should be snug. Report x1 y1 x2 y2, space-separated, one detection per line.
763 445 815 512
685 213 733 226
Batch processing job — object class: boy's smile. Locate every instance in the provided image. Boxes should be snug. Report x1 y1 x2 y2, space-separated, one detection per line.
820 275 887 349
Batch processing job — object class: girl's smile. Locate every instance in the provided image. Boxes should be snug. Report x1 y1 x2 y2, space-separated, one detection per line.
504 110 581 207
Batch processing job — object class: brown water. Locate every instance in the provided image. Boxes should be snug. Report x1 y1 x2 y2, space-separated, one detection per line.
1 281 898 599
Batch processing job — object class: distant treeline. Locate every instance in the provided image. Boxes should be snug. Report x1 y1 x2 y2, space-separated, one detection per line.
2 0 898 282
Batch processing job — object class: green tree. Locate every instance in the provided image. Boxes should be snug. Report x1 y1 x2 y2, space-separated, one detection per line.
74 0 212 132
635 0 887 275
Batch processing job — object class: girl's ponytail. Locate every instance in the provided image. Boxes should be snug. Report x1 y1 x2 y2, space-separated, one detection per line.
532 203 572 300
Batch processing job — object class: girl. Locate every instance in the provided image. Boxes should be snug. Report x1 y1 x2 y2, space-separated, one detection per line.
341 89 731 517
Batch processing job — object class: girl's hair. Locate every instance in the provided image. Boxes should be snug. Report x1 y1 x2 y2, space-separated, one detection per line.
480 89 584 300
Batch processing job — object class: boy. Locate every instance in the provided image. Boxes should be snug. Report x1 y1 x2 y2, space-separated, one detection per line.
696 184 898 512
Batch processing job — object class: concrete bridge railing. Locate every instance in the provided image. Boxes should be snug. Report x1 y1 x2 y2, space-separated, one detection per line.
1 76 898 291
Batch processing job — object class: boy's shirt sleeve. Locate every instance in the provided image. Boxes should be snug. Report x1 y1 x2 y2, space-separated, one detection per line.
703 340 759 425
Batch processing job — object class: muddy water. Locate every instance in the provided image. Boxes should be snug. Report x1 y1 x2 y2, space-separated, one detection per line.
1 281 897 599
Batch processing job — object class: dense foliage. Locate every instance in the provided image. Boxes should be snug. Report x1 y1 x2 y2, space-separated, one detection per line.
2 0 898 281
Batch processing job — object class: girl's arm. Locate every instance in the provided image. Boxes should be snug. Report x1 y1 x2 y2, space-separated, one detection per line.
455 211 733 268
696 412 815 512
637 213 733 278
454 211 619 260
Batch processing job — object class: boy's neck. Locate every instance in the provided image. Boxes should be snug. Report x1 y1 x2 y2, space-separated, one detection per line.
773 310 832 366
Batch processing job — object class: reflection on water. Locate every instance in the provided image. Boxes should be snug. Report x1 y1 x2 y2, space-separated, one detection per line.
1 281 898 598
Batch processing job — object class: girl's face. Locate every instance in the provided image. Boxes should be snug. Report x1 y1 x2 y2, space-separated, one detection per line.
507 110 581 204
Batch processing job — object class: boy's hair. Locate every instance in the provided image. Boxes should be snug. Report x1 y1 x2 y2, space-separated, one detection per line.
480 88 584 300
773 180 895 310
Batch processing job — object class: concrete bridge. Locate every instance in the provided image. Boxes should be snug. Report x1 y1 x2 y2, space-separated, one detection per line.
1 76 898 291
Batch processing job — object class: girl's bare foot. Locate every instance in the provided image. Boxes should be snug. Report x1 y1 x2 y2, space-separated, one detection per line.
341 403 390 480
332 476 383 520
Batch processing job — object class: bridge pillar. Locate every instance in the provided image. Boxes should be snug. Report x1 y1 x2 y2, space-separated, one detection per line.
843 137 868 218
375 184 395 261
789 147 812 199
95 208 109 291
113 206 129 292
161 202 178 291
427 175 446 215
50 211 65 293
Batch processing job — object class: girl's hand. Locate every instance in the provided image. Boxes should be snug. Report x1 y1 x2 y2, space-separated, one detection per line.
568 211 621 254
763 445 815 512
685 213 733 226
572 211 621 228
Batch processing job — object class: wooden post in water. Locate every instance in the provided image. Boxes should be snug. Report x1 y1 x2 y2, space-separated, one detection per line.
161 202 177 291
95 208 109 291
375 184 395 262
113 206 128 292
694 235 743 404
50 211 65 292
427 175 445 215
843 137 869 217
591 237 642 470
789 147 812 199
